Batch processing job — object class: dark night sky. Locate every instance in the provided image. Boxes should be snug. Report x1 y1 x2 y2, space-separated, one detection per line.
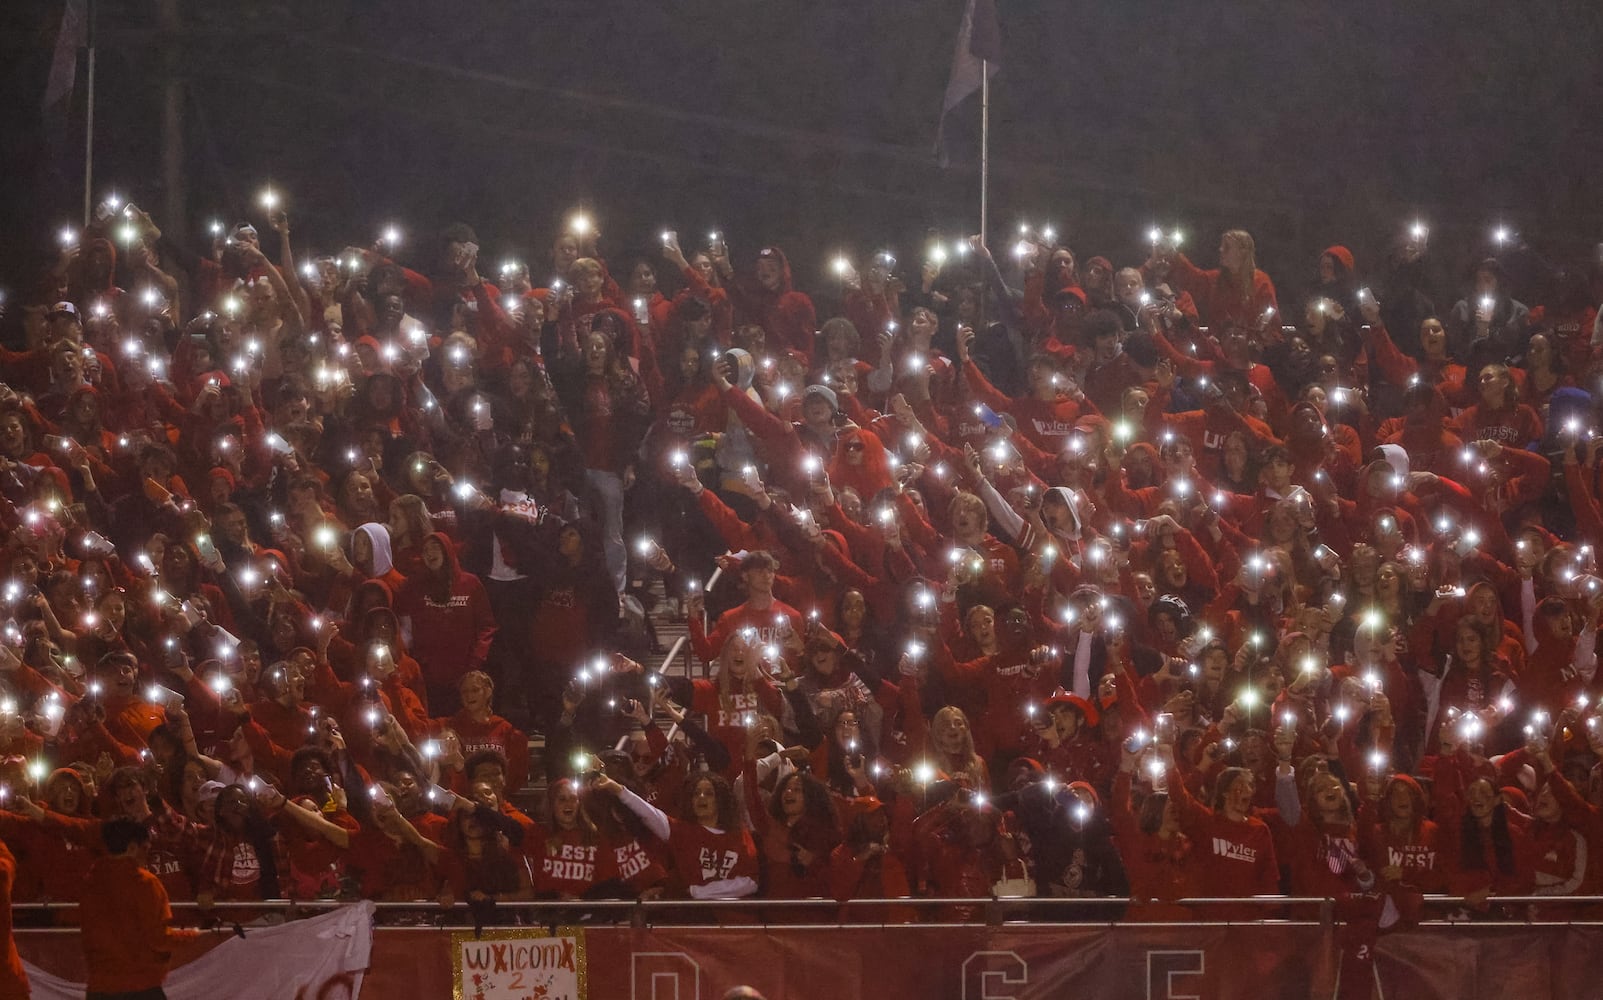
2 0 1602 308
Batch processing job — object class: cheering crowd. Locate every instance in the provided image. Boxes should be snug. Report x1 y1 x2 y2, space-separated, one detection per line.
2 191 1603 956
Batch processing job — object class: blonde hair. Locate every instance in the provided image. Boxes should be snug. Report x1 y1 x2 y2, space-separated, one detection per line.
930 706 986 786
715 630 764 711
1222 229 1257 305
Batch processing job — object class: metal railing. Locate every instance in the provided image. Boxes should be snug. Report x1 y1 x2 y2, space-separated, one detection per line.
14 893 1603 931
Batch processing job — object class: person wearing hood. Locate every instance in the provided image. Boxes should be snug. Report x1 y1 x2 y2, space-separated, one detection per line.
321 592 425 722
1317 245 1360 307
710 357 839 497
1515 597 1596 712
723 245 818 361
395 531 497 714
1377 382 1464 476
349 521 406 596
0 767 102 905
1448 258 1530 362
1012 770 1128 902
1359 771 1447 915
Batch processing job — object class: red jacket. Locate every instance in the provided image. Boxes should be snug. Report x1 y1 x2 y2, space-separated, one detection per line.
1110 770 1197 918
0 840 27 1000
727 247 818 360
395 532 498 692
1162 252 1279 334
81 854 201 993
1165 764 1280 899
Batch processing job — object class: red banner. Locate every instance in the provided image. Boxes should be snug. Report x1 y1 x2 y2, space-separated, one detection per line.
20 920 1603 999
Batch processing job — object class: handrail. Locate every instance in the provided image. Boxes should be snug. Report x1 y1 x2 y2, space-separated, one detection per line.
13 893 1603 913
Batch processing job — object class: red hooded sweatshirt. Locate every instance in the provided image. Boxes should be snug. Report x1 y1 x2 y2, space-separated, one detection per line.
395 532 497 694
728 246 818 360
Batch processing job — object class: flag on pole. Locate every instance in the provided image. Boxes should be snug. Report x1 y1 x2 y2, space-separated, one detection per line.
44 0 88 110
934 0 1001 165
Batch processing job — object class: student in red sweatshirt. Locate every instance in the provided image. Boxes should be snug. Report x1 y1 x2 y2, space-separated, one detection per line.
596 770 758 899
745 766 840 905
81 818 203 999
1162 745 1280 910
436 671 529 795
531 778 602 899
0 837 26 1000
1147 229 1279 334
1110 749 1196 921
724 245 817 361
395 531 497 714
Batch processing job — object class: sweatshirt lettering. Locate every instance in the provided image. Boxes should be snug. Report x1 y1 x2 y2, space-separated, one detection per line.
1211 837 1258 864
699 847 739 881
1387 846 1436 870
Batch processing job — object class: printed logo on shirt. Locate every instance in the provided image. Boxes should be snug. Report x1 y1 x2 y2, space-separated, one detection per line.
699 848 739 881
1211 837 1258 864
543 844 596 883
231 842 262 884
423 594 473 610
993 660 1039 680
1387 846 1437 870
716 692 764 730
1201 430 1226 452
614 840 653 881
1030 418 1076 440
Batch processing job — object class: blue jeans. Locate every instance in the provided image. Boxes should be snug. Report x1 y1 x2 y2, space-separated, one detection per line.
587 468 627 595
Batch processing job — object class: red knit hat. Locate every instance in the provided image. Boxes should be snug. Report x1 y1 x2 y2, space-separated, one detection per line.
1322 245 1355 275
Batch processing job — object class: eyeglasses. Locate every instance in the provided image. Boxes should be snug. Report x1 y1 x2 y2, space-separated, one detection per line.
844 442 865 453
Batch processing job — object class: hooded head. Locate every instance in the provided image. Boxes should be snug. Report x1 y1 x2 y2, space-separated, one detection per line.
1321 245 1355 281
418 531 463 599
753 246 795 296
828 426 892 498
354 522 395 577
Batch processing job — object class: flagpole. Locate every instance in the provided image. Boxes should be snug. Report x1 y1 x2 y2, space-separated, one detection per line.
979 58 989 247
82 0 96 226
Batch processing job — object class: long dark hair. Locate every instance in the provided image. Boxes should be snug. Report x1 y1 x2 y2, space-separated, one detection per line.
213 784 283 899
1458 782 1517 874
680 772 741 831
767 772 838 829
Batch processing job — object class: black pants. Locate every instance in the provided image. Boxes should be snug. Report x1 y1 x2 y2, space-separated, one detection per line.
88 988 168 1000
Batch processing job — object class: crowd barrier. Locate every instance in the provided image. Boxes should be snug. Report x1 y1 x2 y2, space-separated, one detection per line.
15 896 1603 999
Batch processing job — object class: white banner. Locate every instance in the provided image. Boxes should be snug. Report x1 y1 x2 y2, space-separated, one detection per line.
22 901 373 1000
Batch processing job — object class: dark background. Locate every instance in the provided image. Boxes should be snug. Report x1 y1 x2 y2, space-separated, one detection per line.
2 0 1601 311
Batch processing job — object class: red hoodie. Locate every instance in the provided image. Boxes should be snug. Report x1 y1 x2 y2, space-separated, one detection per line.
1164 764 1280 902
1359 776 1448 893
728 246 818 360
394 532 497 695
81 853 201 994
1159 252 1278 333
1109 770 1197 919
0 839 25 1000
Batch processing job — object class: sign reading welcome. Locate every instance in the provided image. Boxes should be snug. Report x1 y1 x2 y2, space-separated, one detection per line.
452 926 588 1000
